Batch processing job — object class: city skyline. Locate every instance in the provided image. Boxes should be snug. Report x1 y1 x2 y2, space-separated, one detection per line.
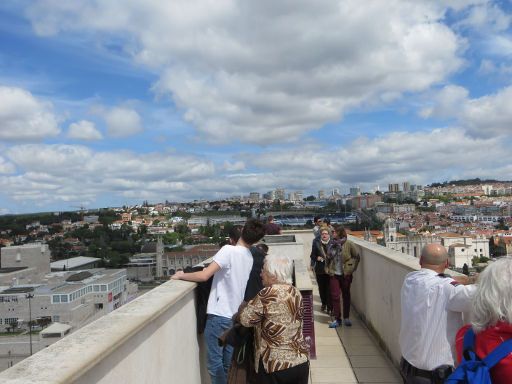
1 1 512 214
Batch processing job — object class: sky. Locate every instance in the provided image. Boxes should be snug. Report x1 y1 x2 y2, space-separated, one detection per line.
1 0 512 214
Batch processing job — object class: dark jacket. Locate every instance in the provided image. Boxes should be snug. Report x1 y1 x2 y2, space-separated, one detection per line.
193 265 213 334
244 246 266 302
310 238 330 275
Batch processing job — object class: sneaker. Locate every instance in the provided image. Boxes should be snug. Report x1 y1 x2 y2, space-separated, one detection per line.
343 319 352 327
328 320 342 328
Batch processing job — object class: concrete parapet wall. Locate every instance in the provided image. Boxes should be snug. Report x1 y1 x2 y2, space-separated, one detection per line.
0 278 205 384
348 237 419 366
266 231 312 291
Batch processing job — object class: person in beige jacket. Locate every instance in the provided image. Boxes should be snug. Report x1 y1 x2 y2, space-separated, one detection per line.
325 226 360 328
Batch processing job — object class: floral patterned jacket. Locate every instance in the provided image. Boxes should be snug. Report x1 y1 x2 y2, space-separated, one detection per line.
239 283 309 373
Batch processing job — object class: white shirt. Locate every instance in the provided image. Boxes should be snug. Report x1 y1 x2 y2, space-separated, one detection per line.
399 268 476 370
206 244 253 319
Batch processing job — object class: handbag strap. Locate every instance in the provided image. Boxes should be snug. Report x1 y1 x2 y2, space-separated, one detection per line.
483 338 512 369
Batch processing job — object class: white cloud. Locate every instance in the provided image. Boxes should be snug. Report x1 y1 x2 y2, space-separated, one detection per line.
462 86 512 136
478 59 496 74
103 107 143 138
478 59 512 75
420 85 469 118
452 2 512 63
486 34 512 57
26 0 466 144
245 127 509 188
0 86 60 141
420 85 512 136
455 2 511 32
1 126 509 207
439 0 488 12
222 160 245 172
2 144 214 204
67 120 103 141
0 156 16 174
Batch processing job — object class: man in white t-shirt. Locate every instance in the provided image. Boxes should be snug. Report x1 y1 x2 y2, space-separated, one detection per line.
172 219 266 384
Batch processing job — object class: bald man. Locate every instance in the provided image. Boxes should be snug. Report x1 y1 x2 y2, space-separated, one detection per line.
399 244 477 384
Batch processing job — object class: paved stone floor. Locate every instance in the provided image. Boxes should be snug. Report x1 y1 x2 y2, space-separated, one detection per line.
309 292 402 384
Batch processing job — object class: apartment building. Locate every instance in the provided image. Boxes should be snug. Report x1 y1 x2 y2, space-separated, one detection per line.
0 268 130 332
0 244 134 333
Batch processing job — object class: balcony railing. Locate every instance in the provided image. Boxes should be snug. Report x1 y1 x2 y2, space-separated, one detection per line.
0 230 428 383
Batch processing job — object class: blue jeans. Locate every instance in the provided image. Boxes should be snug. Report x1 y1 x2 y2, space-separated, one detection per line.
205 314 234 384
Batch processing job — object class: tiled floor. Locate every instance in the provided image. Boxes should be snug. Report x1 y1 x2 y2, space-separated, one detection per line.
309 293 402 384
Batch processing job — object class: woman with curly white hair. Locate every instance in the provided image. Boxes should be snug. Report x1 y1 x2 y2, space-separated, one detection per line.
455 257 512 383
239 253 309 384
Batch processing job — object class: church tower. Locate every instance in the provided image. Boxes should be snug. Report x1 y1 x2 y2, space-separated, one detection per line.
384 218 397 245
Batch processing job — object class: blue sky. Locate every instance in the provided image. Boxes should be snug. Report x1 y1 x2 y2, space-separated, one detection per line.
0 0 512 214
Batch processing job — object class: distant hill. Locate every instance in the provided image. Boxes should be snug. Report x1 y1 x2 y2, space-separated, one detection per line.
429 178 512 187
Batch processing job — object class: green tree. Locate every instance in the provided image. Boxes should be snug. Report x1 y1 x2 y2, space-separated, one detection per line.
272 199 282 210
471 256 480 266
49 224 63 235
175 223 190 236
104 250 129 268
349 209 383 231
173 211 191 220
98 210 120 227
163 232 180 245
110 240 137 254
70 226 94 242
137 224 148 236
220 221 235 238
479 256 489 263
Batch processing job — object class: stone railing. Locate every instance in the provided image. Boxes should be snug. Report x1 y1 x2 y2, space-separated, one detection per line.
348 237 420 365
0 277 208 384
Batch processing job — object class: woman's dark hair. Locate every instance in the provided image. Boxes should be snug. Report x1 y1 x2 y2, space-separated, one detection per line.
241 219 266 245
335 226 347 238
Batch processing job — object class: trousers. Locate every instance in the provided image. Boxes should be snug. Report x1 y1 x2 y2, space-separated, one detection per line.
205 314 234 384
329 274 353 320
315 273 330 309
256 360 309 384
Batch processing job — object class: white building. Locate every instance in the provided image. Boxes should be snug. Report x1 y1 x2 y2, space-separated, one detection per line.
383 220 490 267
1 244 51 285
440 233 490 268
0 268 130 332
50 257 101 271
382 218 439 258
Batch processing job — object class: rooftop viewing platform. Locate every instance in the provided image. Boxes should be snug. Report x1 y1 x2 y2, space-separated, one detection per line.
0 231 434 383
